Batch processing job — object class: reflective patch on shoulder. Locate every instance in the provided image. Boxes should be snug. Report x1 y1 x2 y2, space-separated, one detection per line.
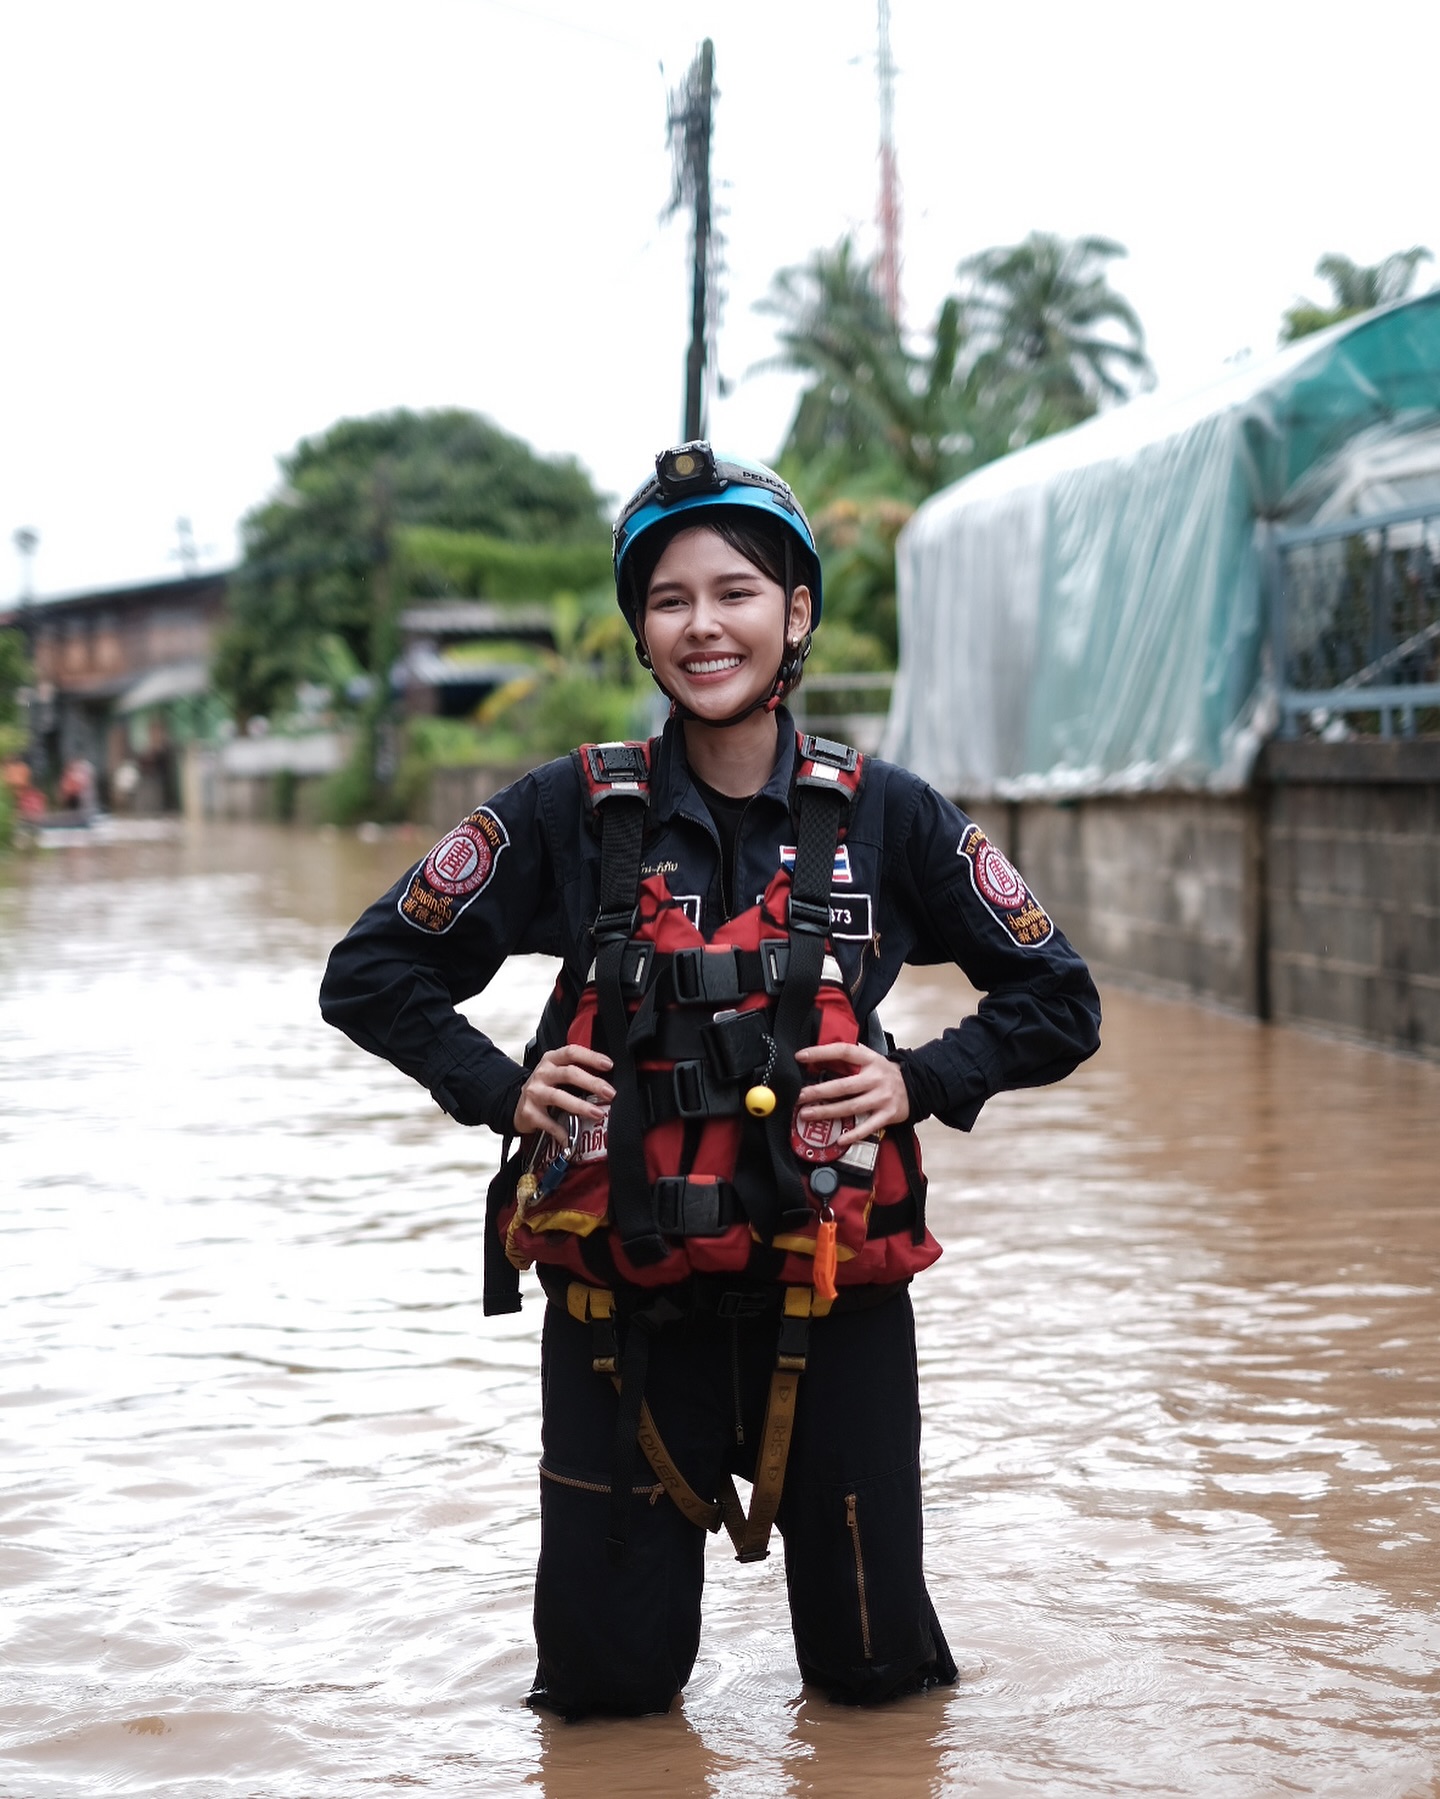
956 823 1053 947
398 807 510 935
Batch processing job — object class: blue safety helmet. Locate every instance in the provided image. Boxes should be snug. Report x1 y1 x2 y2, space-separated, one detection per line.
612 442 823 635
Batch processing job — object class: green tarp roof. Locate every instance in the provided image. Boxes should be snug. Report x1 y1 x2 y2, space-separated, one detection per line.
883 292 1440 797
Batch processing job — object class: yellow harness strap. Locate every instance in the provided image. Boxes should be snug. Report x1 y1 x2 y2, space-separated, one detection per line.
565 1281 818 1562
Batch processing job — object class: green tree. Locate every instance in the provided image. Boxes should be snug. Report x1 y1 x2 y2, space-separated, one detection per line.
0 627 34 846
0 627 31 734
758 238 986 501
955 232 1152 433
1280 247 1433 343
756 233 1150 668
213 409 609 723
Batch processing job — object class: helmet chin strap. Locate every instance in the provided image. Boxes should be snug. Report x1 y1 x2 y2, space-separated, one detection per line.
634 538 809 730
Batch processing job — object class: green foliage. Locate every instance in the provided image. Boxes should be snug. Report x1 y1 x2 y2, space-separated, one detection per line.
0 628 31 729
396 526 612 601
803 494 915 665
1280 248 1433 343
758 232 1152 672
213 409 609 723
390 589 648 816
956 232 1151 431
759 240 979 500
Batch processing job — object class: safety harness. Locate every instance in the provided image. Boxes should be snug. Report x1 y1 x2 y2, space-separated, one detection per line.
484 730 935 1562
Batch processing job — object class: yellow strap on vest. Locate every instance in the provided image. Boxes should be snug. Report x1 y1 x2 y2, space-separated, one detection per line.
564 1282 813 1562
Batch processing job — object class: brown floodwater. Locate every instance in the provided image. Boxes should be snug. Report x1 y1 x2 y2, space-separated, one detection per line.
1 821 1437 1799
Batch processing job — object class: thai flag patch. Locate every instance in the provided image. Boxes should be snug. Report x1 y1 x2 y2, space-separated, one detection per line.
779 843 853 884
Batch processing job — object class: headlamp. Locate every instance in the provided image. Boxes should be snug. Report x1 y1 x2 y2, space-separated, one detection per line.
655 441 725 502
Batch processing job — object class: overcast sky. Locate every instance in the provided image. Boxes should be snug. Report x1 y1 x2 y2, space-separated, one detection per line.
3 0 1437 600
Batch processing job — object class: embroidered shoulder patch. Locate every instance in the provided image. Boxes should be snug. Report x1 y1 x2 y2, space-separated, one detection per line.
957 823 1053 947
399 807 510 934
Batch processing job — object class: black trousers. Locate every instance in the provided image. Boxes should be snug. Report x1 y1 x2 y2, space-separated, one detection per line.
530 1285 957 1717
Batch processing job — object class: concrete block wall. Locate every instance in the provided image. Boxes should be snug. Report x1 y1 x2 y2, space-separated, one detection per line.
1263 741 1440 1056
961 742 1439 1060
970 794 1261 1013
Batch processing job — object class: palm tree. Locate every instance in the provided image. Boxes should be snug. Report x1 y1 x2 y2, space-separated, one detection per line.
1280 247 1433 343
955 232 1152 431
756 237 993 499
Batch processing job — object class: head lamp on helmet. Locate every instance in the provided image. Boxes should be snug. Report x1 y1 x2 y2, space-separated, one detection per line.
613 443 823 636
612 445 822 728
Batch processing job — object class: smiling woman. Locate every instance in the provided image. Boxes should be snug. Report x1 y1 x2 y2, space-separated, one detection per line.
318 442 1102 1722
637 524 812 794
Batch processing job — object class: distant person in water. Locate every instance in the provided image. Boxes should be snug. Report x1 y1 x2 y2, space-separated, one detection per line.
320 443 1101 1716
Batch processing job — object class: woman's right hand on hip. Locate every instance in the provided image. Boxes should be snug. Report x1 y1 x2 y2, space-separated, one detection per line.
514 1044 615 1145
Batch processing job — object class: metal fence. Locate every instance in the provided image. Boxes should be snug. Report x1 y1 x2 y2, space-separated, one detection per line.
1271 501 1440 739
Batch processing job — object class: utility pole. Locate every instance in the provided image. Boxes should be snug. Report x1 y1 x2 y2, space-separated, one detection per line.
876 0 902 324
668 39 716 441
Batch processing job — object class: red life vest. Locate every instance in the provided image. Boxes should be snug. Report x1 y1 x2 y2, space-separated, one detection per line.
495 734 941 1298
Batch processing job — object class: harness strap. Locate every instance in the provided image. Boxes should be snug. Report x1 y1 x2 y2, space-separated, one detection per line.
895 1121 929 1246
568 1281 812 1564
730 1287 811 1562
758 779 850 1238
593 792 666 1266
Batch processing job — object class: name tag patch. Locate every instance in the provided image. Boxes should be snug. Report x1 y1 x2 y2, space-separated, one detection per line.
957 823 1053 947
756 891 873 940
399 807 509 934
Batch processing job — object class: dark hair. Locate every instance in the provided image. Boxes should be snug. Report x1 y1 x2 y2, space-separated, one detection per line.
631 512 792 610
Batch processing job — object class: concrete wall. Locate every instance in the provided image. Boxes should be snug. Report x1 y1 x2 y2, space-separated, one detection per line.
967 741 1439 1060
423 762 534 829
1264 740 1440 1056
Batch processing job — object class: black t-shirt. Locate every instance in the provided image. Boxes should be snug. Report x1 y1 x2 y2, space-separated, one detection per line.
691 774 754 917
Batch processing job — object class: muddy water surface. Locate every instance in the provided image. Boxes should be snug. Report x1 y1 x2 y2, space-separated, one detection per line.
1 823 1437 1798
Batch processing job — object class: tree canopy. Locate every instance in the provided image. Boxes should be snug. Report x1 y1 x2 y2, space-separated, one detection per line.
213 409 609 721
1280 248 1433 343
757 230 1152 668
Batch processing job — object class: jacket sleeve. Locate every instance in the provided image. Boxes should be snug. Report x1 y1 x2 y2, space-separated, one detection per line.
318 769 569 1133
890 779 1101 1130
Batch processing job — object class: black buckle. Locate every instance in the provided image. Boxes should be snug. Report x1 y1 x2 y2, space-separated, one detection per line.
619 941 653 995
787 896 832 936
672 1060 709 1119
701 1008 767 1083
800 734 858 773
777 1313 810 1370
760 941 789 993
590 1314 617 1375
586 743 647 785
593 905 636 944
671 946 741 1005
654 1176 726 1237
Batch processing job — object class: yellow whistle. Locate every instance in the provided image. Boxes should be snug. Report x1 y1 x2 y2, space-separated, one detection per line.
744 1084 777 1118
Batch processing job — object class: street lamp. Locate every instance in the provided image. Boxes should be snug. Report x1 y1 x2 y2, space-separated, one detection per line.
13 526 39 602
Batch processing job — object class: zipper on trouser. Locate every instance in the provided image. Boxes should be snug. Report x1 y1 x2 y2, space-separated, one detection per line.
539 1464 664 1504
844 1491 873 1660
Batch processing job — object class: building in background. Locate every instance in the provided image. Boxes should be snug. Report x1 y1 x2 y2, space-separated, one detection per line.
1 572 229 813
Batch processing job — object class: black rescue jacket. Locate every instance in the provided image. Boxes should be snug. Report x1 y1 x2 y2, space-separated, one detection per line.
319 713 1102 1146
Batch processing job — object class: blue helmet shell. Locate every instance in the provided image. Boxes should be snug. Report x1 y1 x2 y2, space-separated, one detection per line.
612 446 822 633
